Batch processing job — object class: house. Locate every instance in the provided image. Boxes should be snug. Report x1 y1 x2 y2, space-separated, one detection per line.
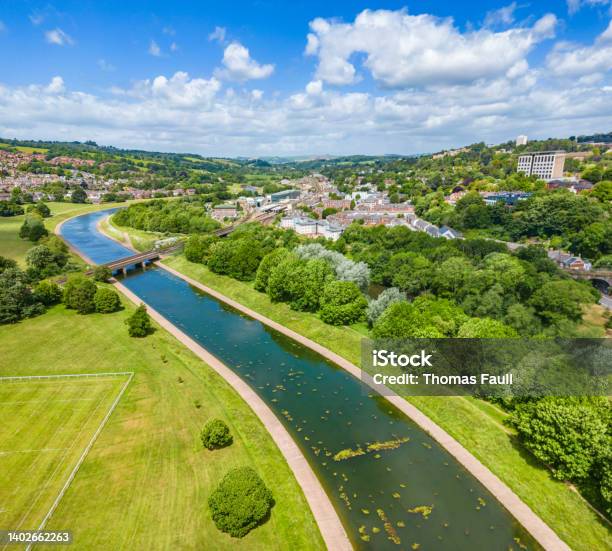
547 250 592 271
294 217 318 235
439 226 463 240
212 204 238 221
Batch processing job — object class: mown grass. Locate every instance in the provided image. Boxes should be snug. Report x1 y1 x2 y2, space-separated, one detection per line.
0 376 128 531
0 301 324 550
163 255 612 551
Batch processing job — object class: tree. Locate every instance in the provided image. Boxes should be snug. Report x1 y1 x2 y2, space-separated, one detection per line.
94 287 121 313
366 287 406 326
126 304 152 337
27 202 51 218
201 419 233 450
457 317 519 338
208 467 273 537
92 265 112 282
509 397 610 482
319 280 367 325
71 187 87 203
529 280 595 324
0 201 24 217
63 275 97 314
184 235 217 264
33 280 62 306
254 248 290 292
0 256 17 274
19 215 48 242
0 267 44 324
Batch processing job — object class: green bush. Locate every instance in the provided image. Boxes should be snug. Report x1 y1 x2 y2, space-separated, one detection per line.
94 287 121 313
126 304 152 337
208 467 273 537
34 280 62 306
63 275 97 314
200 419 232 450
92 265 112 282
318 280 367 325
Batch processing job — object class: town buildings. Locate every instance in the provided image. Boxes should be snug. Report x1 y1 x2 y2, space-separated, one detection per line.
516 135 528 146
517 151 566 180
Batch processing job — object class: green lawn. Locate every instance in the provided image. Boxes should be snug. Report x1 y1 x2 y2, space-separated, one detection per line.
0 202 128 266
163 255 612 551
0 375 129 532
0 301 324 551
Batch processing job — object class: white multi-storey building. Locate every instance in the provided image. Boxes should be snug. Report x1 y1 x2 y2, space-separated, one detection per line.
517 151 565 180
516 135 528 146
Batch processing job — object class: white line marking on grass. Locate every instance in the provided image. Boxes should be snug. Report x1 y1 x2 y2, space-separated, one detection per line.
0 372 133 551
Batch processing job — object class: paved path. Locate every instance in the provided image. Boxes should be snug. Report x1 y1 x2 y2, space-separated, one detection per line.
92 214 569 551
114 279 352 551
57 214 352 550
159 261 571 551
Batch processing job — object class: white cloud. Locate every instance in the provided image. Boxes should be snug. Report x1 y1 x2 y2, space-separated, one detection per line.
305 8 556 87
98 59 116 72
162 26 176 36
217 42 274 81
209 26 226 43
45 76 65 94
484 3 518 27
567 0 611 15
29 13 44 25
306 80 323 95
148 40 161 57
0 20 6 33
547 20 612 76
1 65 610 158
170 42 179 52
45 28 74 46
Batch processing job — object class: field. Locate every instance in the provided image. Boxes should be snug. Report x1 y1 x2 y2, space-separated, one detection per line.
0 143 48 154
0 202 126 266
0 374 130 534
0 301 324 550
163 255 612 551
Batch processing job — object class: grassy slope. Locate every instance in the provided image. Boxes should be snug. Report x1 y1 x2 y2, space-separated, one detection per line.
0 300 324 551
163 255 612 551
0 202 132 266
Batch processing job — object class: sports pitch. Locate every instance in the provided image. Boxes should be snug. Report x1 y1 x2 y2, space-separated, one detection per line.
0 374 131 540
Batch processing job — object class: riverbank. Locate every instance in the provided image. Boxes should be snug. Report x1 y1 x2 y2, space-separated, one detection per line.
0 299 326 550
161 255 611 551
56 212 351 551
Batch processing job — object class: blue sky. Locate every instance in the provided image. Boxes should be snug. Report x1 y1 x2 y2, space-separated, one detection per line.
0 1 611 155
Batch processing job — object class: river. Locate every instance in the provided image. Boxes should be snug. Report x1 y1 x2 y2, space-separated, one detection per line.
60 210 538 550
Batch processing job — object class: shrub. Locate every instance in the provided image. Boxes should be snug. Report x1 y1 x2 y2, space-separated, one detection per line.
254 248 289 292
200 419 232 450
93 265 112 282
366 287 406 326
208 467 273 537
19 215 48 242
63 275 97 314
126 304 152 337
34 280 62 306
319 280 367 325
94 287 121 313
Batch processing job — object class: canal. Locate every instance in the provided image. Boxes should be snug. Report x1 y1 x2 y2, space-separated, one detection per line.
60 210 537 550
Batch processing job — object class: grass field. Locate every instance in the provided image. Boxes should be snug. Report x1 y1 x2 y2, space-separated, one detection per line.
163 255 612 551
0 202 126 266
0 143 48 154
0 301 324 550
0 375 129 534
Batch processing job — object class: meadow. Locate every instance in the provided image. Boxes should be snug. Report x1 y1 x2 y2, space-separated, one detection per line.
0 300 324 550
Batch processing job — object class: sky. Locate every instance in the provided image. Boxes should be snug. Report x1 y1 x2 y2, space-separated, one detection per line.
0 0 611 156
